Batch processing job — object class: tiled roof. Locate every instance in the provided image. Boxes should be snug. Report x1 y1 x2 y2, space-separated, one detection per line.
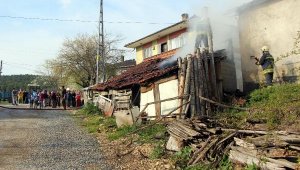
115 59 136 68
90 55 178 91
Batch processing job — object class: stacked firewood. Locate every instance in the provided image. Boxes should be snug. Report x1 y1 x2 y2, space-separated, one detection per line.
166 119 300 169
177 49 225 118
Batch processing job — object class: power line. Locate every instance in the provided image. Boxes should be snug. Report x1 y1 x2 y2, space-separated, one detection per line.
0 15 174 25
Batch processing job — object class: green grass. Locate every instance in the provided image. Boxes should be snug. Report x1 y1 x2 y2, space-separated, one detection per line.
219 83 300 130
247 83 300 129
149 141 165 159
0 100 9 105
171 146 193 168
79 102 102 115
83 114 101 133
107 123 167 143
73 103 104 134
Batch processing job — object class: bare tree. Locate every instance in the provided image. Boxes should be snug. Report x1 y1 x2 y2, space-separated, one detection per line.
44 33 125 88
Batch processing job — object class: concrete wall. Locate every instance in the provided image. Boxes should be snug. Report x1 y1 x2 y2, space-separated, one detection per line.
158 79 178 115
239 0 300 91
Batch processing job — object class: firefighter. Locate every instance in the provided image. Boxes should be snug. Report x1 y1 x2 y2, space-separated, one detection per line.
257 46 275 86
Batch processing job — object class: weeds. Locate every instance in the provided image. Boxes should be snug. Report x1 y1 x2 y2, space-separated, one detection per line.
150 141 165 159
172 146 192 168
80 102 102 115
244 163 258 170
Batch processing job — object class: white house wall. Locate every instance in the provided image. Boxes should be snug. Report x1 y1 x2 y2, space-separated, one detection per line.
140 89 155 117
239 0 300 90
159 79 179 115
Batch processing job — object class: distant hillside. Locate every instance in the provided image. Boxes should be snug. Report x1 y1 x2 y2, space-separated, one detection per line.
0 74 38 92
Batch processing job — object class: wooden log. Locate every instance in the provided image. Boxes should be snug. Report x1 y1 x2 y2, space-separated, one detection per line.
196 49 206 116
153 84 161 118
188 136 213 165
191 137 219 165
229 149 285 170
205 8 218 101
229 147 298 169
234 137 256 149
178 57 186 118
199 95 249 111
289 145 300 151
259 148 299 158
221 129 294 135
265 157 298 169
189 56 196 118
193 56 201 117
277 135 300 144
248 136 289 147
202 52 211 99
183 56 192 114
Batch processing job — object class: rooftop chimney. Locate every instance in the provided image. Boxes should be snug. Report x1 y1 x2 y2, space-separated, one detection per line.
120 55 125 62
181 13 189 21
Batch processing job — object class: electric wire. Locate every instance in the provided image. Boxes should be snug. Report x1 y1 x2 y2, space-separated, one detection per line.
0 15 175 25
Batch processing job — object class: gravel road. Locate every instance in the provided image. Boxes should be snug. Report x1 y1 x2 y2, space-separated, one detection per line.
0 108 110 170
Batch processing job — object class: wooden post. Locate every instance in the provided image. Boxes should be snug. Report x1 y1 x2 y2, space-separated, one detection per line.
178 57 186 117
153 83 161 119
196 49 206 116
203 52 211 99
182 56 192 117
189 56 196 118
193 56 200 116
205 8 218 101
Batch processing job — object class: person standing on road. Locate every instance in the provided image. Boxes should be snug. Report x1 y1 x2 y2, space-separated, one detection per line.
11 88 18 105
61 86 67 110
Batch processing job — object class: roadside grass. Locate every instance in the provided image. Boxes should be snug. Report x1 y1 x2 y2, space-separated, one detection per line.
73 103 103 134
0 100 10 105
107 123 167 143
218 83 300 130
74 103 168 158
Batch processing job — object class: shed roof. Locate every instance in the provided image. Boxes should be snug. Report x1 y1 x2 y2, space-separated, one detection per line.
90 56 178 91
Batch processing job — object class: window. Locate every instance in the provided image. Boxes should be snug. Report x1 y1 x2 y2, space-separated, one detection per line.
161 42 168 53
143 46 152 58
169 33 187 50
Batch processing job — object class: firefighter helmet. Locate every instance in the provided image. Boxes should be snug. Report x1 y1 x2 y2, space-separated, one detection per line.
261 46 269 52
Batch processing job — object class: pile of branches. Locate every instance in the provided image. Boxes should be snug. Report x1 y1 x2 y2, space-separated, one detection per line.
167 118 300 169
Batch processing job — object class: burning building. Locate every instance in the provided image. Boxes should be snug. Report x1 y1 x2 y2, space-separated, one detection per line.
89 13 236 124
238 0 300 91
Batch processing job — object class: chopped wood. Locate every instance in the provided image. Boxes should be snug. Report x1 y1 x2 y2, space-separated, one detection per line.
289 145 300 151
229 149 285 170
248 136 289 148
188 136 213 165
234 137 256 149
190 137 219 165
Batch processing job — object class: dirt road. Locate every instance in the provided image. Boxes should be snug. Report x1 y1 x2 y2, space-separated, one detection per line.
0 108 109 170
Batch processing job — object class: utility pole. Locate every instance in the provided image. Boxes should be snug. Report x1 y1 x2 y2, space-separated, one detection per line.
0 60 2 77
96 0 104 84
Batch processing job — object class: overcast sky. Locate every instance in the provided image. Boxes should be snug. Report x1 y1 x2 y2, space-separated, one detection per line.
0 0 251 75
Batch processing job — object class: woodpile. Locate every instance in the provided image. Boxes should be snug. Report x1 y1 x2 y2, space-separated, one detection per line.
166 119 300 169
177 49 224 118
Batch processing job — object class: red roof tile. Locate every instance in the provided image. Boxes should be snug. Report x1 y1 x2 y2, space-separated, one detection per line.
90 54 178 91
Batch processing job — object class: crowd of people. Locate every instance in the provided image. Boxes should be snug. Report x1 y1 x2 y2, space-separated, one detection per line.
11 86 83 109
